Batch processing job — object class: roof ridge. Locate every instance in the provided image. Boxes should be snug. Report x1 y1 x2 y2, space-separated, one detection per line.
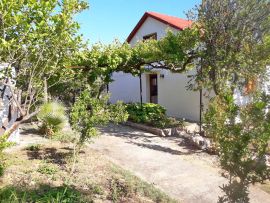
147 11 185 19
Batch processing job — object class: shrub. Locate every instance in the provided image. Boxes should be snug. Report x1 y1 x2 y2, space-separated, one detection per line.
126 103 183 128
70 90 128 145
0 133 13 177
126 103 165 123
37 102 68 137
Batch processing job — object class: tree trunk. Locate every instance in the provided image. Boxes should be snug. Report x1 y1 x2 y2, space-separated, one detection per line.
2 110 39 138
44 77 48 103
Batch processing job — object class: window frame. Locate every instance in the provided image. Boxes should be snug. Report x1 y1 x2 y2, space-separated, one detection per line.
143 33 157 41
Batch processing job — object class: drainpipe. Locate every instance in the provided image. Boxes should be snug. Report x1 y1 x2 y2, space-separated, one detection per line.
199 88 202 135
139 71 143 107
106 84 109 93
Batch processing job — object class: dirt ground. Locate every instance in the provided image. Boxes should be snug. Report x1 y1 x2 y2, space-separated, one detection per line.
0 123 176 203
89 124 270 203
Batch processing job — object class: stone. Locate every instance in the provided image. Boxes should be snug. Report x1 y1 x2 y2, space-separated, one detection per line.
191 134 212 150
265 155 270 167
163 128 172 136
184 123 200 133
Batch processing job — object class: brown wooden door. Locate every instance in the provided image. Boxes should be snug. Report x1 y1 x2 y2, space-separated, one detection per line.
149 74 158 103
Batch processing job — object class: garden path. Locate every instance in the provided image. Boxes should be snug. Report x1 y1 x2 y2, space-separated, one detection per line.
90 124 270 203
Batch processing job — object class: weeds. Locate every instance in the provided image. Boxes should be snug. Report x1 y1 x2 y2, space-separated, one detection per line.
52 131 79 143
37 164 58 175
0 185 90 203
25 144 42 151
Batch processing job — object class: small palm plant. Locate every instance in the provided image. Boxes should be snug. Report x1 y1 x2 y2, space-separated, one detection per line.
37 102 67 137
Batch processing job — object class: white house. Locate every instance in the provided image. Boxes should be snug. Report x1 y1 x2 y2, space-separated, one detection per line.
109 12 202 122
108 11 270 122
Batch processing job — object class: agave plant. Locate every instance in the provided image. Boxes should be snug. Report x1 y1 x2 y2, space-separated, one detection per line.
37 102 67 137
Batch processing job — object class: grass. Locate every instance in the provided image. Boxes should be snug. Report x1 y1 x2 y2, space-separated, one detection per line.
1 134 178 203
109 164 177 203
0 185 88 203
37 164 58 175
25 144 42 151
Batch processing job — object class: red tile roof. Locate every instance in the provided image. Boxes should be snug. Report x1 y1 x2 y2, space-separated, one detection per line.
127 11 193 43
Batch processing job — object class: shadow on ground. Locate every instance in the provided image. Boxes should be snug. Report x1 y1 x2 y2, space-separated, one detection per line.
20 127 42 136
218 180 250 203
26 147 73 166
99 124 204 156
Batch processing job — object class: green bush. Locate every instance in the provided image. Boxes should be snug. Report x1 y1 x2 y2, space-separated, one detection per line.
0 185 88 203
126 103 182 128
37 102 68 137
0 133 13 177
70 90 128 145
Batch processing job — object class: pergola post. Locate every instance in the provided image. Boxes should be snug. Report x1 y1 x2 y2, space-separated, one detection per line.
139 71 143 107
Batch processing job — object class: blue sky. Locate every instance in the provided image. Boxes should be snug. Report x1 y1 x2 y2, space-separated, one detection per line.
76 0 201 45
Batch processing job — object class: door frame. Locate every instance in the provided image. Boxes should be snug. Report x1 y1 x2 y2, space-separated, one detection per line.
149 74 158 103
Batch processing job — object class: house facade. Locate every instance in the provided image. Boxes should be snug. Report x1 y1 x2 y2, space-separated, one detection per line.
109 11 270 122
109 12 202 122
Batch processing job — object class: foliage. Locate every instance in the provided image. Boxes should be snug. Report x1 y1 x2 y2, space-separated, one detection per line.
0 185 88 203
0 0 88 136
187 0 270 93
126 103 183 128
70 89 128 145
126 103 165 125
182 1 270 201
37 102 68 137
205 92 270 202
37 164 58 175
0 133 13 176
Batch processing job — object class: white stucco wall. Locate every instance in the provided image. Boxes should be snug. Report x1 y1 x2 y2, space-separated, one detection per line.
109 72 141 103
109 16 201 121
129 17 178 46
157 69 200 121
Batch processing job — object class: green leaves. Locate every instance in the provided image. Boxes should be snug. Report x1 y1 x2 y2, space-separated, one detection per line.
37 101 68 137
125 103 182 128
70 89 128 145
0 0 89 120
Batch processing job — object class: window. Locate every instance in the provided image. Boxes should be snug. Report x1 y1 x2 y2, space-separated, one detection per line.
143 33 157 41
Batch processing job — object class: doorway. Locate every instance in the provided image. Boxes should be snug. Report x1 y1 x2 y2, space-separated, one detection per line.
149 74 158 103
